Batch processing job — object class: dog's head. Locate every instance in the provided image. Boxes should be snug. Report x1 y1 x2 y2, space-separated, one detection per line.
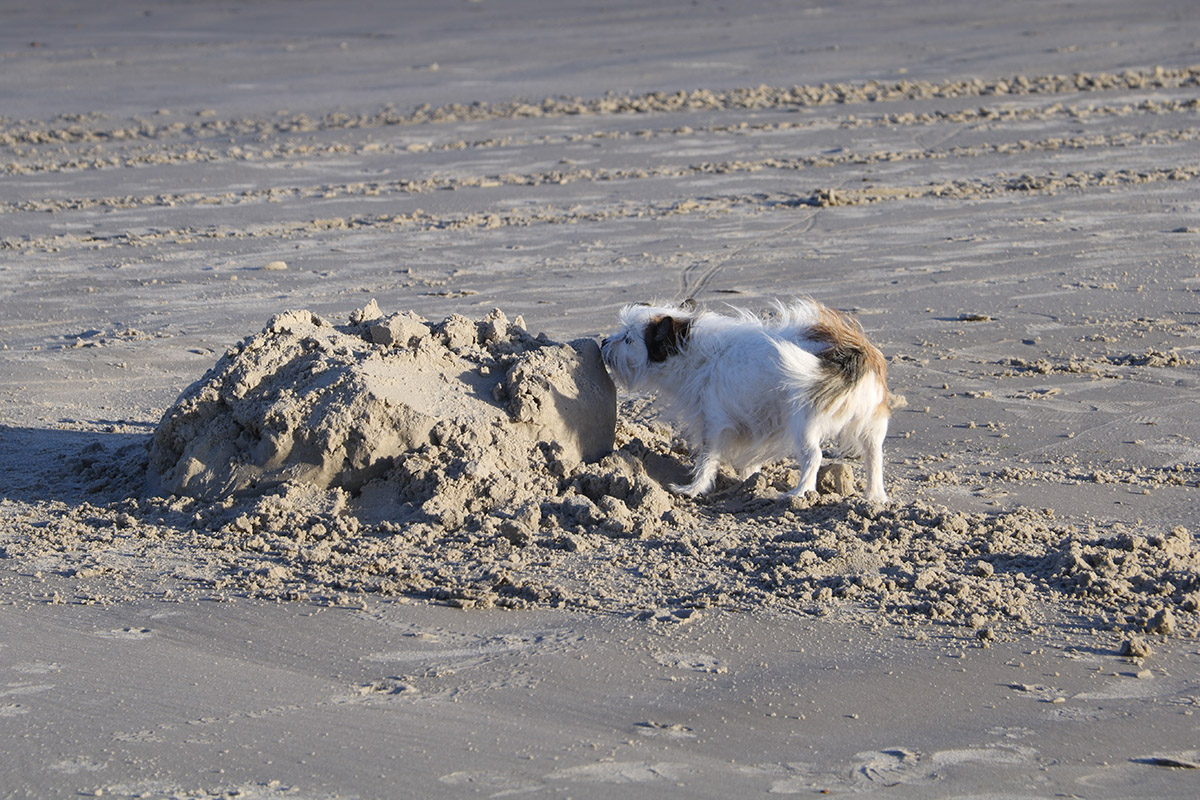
601 300 696 388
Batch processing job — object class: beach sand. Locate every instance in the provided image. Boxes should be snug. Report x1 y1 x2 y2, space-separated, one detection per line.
2 1 1199 797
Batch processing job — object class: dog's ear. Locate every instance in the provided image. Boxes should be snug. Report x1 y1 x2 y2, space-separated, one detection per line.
645 315 691 362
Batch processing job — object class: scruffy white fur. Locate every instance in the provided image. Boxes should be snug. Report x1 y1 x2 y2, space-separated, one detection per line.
601 299 892 502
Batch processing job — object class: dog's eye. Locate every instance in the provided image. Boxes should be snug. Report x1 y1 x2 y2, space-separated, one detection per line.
624 334 633 344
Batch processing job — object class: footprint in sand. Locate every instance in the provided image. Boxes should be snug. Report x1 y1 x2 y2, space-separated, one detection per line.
635 720 696 739
0 682 54 700
438 770 543 794
48 756 107 775
545 761 691 784
849 744 1033 788
653 651 726 673
851 748 925 786
95 627 154 639
12 661 62 674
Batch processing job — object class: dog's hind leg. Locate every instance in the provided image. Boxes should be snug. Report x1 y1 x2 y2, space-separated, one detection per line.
862 417 889 503
786 417 823 497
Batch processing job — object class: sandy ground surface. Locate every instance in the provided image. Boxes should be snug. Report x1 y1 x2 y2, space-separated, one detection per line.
3 1 1200 797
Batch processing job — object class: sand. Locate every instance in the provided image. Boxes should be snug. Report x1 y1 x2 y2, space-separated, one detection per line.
3 1 1200 797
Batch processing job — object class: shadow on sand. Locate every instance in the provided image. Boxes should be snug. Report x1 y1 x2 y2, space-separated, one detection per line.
0 424 151 506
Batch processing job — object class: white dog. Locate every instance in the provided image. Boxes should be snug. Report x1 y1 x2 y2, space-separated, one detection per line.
601 298 892 502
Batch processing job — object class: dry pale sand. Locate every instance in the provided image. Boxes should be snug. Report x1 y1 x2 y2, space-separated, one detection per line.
2 1 1200 798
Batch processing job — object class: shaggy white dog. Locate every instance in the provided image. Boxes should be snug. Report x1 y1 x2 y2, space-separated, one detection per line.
601 299 892 502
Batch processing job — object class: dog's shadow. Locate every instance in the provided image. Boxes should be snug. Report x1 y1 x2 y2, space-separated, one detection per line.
635 445 864 509
635 448 790 507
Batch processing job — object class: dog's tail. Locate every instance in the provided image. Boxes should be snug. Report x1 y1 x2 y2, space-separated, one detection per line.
809 305 889 414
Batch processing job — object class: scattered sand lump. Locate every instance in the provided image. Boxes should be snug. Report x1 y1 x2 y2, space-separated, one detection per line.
146 303 617 520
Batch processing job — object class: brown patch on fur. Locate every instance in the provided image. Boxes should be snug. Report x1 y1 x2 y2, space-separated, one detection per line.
645 315 692 362
812 306 888 379
810 305 889 413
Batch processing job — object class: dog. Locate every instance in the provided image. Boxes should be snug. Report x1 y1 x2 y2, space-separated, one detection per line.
600 298 892 502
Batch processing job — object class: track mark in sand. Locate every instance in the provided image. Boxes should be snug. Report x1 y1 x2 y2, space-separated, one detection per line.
48 757 107 775
6 61 1198 270
751 744 1035 793
332 678 421 705
927 745 1033 768
94 626 154 640
438 770 543 796
740 762 819 794
847 745 1034 789
8 96 1198 179
678 213 817 301
8 126 1199 216
545 761 691 784
358 611 586 666
0 682 55 699
100 780 334 800
635 720 697 739
4 64 1197 149
1071 667 1189 701
8 158 1200 256
653 651 727 673
852 748 925 786
0 681 53 718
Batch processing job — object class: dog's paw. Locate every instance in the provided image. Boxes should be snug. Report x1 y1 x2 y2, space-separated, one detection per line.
669 482 707 498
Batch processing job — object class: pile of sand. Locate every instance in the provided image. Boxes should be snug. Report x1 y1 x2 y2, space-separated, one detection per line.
145 302 634 532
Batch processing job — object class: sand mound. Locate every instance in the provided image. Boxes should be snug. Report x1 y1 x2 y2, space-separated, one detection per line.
146 302 618 529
